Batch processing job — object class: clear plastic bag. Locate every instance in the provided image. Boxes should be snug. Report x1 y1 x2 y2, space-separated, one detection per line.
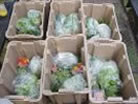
89 56 122 97
51 70 72 92
13 73 39 99
54 52 78 70
86 17 99 39
16 18 40 35
98 61 121 97
0 4 8 17
55 13 80 36
64 13 80 34
63 74 87 91
97 24 111 38
88 56 105 75
0 99 13 104
27 9 41 25
29 56 42 77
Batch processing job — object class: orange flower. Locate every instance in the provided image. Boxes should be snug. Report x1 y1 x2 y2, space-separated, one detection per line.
17 57 29 67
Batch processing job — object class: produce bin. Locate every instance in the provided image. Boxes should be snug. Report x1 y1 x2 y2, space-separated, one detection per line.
47 0 83 37
6 1 45 40
43 35 89 104
86 41 138 104
0 41 45 104
82 3 122 42
19 0 51 3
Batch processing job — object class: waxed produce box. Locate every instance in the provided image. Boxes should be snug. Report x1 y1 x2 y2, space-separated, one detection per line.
43 35 89 104
82 3 122 42
86 41 138 104
0 41 45 104
6 1 45 40
47 0 83 38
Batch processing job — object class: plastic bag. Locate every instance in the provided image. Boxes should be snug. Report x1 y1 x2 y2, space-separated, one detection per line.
54 52 78 70
88 56 105 75
16 18 40 35
26 24 40 36
28 80 40 99
0 4 8 17
64 13 80 34
55 14 66 36
13 73 39 98
16 18 31 34
98 61 121 97
55 13 80 36
16 67 28 75
85 17 99 39
29 56 42 77
0 99 13 104
27 9 41 25
63 74 87 91
51 70 72 92
97 24 111 38
89 56 121 97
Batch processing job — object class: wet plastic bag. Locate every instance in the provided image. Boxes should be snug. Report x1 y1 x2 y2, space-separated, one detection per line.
54 52 78 70
63 74 87 91
13 73 39 99
27 9 41 25
86 17 99 39
97 24 111 38
29 56 42 77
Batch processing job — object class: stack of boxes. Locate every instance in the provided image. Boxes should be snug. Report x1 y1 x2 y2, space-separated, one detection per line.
0 0 137 104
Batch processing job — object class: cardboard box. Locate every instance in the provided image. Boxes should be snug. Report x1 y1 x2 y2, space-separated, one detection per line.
6 1 45 40
47 0 83 37
43 36 89 104
20 0 50 3
82 3 122 42
86 41 138 104
0 41 45 104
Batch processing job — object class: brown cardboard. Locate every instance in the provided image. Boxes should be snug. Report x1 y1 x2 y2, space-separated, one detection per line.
0 41 45 103
47 0 83 37
6 1 45 40
20 0 50 3
82 3 122 42
86 41 138 104
43 35 89 104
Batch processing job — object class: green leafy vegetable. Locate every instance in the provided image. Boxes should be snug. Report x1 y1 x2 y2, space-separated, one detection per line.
85 17 111 39
86 17 99 39
16 9 41 36
54 52 78 70
51 70 72 92
89 56 122 97
63 74 87 91
55 13 80 36
27 9 41 25
16 67 28 75
13 73 39 98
